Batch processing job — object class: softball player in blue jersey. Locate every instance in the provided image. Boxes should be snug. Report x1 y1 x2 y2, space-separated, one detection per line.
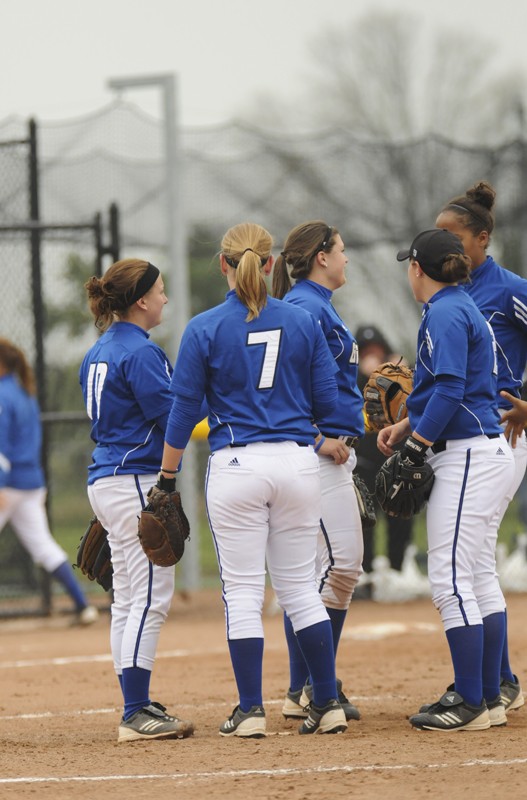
272 221 363 722
80 259 194 742
0 339 98 624
158 222 348 737
436 180 526 715
378 229 514 731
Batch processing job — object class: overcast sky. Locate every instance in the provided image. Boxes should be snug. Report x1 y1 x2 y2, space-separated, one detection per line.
2 0 526 127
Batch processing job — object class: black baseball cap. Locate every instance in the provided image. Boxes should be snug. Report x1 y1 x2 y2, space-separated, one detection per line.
355 324 391 353
396 229 464 281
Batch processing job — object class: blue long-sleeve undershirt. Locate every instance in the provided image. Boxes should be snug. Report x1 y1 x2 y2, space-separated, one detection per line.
165 395 208 450
414 374 466 443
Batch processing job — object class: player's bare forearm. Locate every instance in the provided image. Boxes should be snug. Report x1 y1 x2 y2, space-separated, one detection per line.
161 443 185 475
377 417 411 457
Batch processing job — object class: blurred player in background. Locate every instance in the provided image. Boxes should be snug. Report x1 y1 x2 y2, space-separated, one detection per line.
159 222 348 737
354 324 414 597
273 221 363 722
0 338 98 625
80 259 194 743
436 180 525 714
379 228 514 731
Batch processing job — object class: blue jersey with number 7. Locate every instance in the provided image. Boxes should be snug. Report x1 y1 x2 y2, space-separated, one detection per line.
168 290 339 451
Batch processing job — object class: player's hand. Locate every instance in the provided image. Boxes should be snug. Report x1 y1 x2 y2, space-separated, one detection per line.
0 490 9 511
377 418 411 457
317 436 351 465
500 390 527 449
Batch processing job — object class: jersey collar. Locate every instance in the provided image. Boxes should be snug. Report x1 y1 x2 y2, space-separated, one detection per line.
425 284 462 308
112 320 150 338
301 279 333 300
470 255 493 281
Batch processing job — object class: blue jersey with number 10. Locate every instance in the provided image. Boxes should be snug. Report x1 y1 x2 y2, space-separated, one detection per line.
167 290 339 451
79 321 174 484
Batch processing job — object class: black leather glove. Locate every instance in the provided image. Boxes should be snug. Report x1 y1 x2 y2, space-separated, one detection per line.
375 435 435 519
400 434 428 467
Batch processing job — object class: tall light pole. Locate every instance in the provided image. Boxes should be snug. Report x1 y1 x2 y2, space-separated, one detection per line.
107 73 200 590
106 73 190 342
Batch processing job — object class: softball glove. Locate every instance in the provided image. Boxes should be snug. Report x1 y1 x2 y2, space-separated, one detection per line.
363 359 413 432
352 473 377 529
138 480 190 567
375 451 434 519
75 515 113 591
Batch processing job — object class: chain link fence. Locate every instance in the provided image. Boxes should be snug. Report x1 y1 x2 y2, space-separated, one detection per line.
0 122 119 616
2 104 527 613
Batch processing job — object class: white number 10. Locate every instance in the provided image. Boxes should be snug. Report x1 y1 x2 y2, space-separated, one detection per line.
86 362 108 420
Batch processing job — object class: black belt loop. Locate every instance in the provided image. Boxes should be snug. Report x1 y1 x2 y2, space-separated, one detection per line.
431 440 446 454
230 443 247 448
486 433 500 440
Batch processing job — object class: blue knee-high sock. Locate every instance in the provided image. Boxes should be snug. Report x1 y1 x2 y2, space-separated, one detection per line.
500 609 515 683
228 638 264 712
326 607 347 655
295 620 337 708
445 624 484 707
51 560 88 611
122 666 151 720
283 613 309 691
482 612 506 700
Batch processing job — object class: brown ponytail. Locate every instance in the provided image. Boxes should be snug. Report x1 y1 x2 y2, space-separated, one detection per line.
221 223 273 322
84 259 154 331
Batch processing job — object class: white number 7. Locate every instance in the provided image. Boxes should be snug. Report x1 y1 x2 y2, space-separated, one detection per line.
247 329 282 389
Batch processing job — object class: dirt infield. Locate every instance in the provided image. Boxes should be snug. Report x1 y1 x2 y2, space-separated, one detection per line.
0 588 526 800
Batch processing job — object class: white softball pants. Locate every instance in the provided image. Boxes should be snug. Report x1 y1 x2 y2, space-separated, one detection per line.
426 434 514 631
0 487 67 572
88 474 175 674
316 449 363 610
205 441 330 640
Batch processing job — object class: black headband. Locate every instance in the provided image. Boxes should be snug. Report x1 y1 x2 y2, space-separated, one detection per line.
314 225 333 255
448 203 488 228
126 263 160 306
